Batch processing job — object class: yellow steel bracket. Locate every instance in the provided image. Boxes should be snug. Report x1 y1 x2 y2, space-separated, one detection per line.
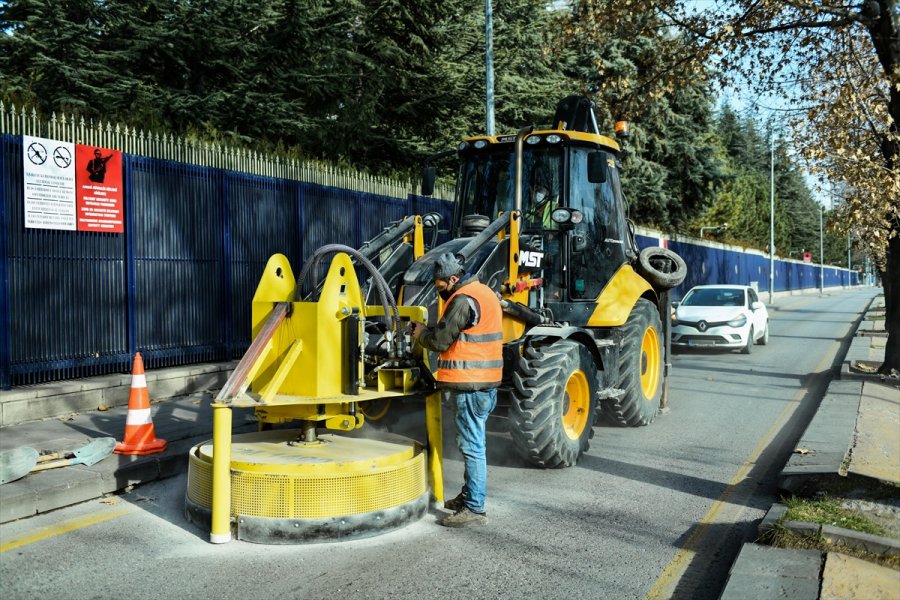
412 215 425 259
402 215 425 259
504 210 520 288
425 390 443 504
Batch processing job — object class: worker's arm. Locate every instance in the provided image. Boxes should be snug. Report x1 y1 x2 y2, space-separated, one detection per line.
414 296 471 352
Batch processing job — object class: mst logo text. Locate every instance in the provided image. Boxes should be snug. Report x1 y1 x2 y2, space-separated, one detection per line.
519 251 544 268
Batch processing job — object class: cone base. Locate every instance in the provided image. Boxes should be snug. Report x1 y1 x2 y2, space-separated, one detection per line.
114 438 168 455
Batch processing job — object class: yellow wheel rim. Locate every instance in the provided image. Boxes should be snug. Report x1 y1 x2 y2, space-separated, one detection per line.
640 325 661 400
562 369 590 440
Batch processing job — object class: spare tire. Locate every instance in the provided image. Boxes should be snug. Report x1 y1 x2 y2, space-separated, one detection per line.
636 247 687 290
461 214 490 236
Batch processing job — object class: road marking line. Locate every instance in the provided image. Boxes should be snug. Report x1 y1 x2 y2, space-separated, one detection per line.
0 506 133 553
646 349 835 599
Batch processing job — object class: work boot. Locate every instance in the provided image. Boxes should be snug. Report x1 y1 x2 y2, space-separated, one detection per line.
444 493 465 512
439 507 487 528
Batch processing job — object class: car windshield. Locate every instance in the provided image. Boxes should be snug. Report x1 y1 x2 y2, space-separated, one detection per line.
682 288 746 307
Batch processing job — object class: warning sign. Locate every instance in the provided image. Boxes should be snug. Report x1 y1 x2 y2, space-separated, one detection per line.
23 135 76 230
75 145 123 233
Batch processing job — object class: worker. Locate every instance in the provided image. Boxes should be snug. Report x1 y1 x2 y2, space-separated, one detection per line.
412 252 503 528
533 184 558 228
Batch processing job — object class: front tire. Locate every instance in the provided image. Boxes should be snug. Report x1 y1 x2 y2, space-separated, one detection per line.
757 322 769 345
509 340 598 468
602 298 663 427
741 327 754 354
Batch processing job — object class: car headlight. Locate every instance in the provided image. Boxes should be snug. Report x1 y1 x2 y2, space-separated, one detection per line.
727 314 747 328
670 313 679 326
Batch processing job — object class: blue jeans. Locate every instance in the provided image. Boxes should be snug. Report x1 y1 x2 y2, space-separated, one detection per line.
447 388 497 514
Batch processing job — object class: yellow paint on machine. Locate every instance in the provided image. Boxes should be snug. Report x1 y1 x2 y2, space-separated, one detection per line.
186 431 428 520
0 507 132 553
588 264 654 327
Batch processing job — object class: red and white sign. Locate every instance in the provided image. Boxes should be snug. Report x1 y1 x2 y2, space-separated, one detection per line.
75 145 123 233
802 252 812 263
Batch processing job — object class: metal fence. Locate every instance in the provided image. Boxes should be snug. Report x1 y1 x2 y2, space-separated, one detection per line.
0 107 454 388
635 232 860 300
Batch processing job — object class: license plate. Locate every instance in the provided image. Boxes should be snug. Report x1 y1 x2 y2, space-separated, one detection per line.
689 339 714 346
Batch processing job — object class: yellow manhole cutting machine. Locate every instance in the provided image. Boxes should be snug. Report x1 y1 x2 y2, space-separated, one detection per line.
185 96 686 544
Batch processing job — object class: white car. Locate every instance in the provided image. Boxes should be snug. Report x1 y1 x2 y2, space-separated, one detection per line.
671 285 769 353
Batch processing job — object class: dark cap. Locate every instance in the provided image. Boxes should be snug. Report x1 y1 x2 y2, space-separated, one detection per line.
433 252 463 279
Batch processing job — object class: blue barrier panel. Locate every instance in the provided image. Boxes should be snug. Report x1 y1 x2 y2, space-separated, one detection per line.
226 173 301 355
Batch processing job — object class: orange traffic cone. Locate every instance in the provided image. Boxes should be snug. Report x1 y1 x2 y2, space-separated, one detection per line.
114 352 167 455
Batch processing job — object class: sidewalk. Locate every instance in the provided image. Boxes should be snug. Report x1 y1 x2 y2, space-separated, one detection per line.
721 292 899 599
1 290 897 599
0 366 257 523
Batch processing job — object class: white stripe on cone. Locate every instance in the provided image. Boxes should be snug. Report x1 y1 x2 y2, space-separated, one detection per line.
131 374 147 388
125 408 152 425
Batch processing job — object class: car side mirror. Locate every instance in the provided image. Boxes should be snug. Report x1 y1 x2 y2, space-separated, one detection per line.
421 166 436 196
751 301 764 310
587 152 608 183
671 301 680 309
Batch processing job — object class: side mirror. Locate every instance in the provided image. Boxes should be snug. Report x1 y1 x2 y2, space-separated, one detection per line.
587 152 608 184
751 301 764 310
421 166 436 196
671 301 680 309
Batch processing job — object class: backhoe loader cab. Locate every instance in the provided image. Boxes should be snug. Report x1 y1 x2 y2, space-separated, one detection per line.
452 127 632 306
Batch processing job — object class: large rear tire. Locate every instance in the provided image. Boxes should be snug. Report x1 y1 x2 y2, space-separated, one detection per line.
509 340 598 468
602 298 663 427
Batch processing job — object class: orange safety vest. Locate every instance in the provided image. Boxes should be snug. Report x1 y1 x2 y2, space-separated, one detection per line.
436 282 504 386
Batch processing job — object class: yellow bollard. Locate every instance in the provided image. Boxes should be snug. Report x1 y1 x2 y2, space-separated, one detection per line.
425 391 444 504
210 403 232 544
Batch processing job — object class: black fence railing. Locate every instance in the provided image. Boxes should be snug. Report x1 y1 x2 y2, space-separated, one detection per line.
1 134 452 388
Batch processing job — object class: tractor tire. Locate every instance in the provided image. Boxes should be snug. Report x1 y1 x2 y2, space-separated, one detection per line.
636 247 687 290
509 340 598 468
602 298 663 427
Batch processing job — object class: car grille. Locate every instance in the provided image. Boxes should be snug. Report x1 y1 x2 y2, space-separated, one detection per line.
677 320 730 329
674 335 731 344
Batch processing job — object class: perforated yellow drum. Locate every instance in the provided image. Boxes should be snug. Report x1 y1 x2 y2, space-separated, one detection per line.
184 429 429 543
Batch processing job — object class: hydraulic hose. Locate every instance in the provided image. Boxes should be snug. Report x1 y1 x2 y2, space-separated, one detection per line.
295 244 404 356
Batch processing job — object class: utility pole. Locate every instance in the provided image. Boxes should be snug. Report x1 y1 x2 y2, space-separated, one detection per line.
485 0 495 136
769 132 775 304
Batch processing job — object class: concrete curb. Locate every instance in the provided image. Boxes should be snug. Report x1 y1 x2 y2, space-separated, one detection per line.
758 503 900 559
719 543 823 600
0 362 237 427
777 380 861 496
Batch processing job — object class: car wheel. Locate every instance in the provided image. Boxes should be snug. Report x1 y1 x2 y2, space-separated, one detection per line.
741 327 754 354
757 322 769 345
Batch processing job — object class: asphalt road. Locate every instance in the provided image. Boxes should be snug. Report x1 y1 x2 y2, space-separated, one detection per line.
0 288 878 600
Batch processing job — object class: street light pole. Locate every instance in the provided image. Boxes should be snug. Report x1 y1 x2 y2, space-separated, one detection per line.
847 232 852 286
484 0 495 136
819 205 824 294
769 133 775 304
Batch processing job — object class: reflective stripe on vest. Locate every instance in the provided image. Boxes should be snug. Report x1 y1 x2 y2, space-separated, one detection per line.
437 281 503 385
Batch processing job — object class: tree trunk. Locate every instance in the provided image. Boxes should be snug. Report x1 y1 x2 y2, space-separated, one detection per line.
879 235 900 375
